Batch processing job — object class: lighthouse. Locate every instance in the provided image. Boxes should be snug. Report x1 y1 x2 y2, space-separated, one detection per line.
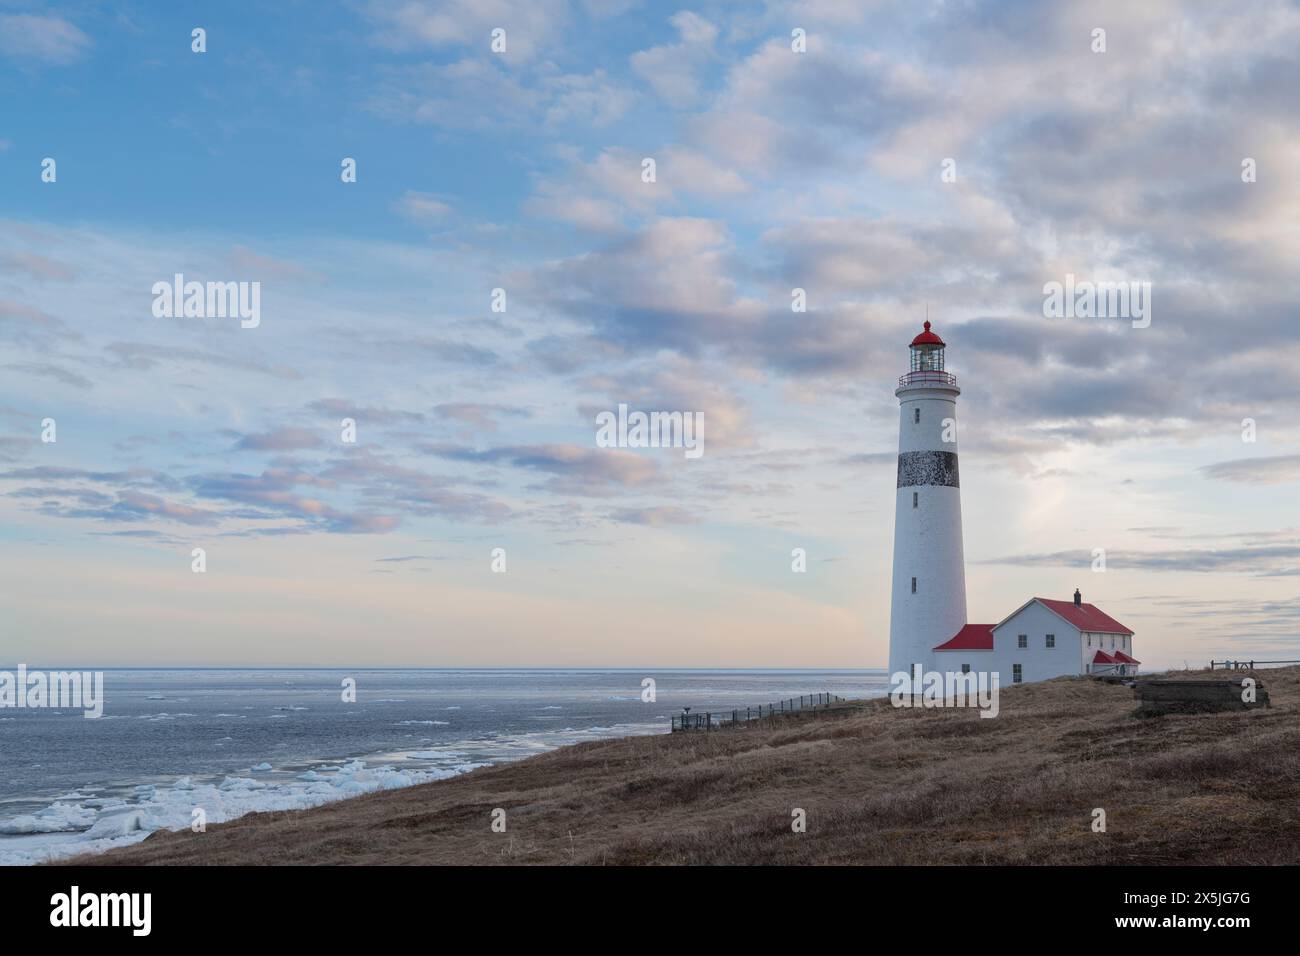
887 321 968 678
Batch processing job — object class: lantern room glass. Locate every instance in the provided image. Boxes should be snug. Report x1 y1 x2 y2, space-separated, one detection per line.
910 344 945 372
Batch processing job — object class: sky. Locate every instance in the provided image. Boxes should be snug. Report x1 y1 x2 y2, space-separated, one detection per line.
1 0 1298 669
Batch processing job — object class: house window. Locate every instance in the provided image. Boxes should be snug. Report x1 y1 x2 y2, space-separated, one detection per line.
961 664 970 674
912 491 918 509
911 577 917 594
914 408 920 424
1013 664 1022 683
1045 633 1055 648
1017 634 1027 648
1087 635 1092 647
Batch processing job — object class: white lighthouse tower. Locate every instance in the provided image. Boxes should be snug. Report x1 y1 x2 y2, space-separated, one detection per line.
887 321 968 678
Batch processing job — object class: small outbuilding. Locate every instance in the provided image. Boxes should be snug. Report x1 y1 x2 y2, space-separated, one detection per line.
934 589 1136 685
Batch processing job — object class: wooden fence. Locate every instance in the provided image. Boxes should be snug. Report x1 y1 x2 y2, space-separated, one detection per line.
1209 659 1300 670
671 692 846 732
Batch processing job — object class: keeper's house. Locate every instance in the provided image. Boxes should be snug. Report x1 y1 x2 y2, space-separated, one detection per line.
933 589 1138 685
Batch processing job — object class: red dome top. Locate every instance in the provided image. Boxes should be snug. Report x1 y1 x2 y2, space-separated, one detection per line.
910 320 945 348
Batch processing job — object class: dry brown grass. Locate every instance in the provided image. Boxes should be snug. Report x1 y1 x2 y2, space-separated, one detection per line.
64 667 1300 865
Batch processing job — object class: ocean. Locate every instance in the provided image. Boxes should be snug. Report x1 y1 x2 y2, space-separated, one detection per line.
0 668 889 865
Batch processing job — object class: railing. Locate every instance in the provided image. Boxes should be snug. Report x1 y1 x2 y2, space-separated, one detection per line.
1210 659 1300 670
671 692 846 732
898 371 958 388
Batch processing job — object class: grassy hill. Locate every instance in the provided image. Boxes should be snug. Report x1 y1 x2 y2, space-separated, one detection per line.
67 667 1300 865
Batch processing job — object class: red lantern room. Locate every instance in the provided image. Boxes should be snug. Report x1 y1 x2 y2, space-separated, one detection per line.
898 320 957 390
909 320 945 372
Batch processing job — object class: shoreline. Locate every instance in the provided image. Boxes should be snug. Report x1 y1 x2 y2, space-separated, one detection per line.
2 719 669 866
2 668 890 865
62 666 1300 866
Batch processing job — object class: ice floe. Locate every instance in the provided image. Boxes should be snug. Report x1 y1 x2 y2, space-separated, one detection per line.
0 759 476 866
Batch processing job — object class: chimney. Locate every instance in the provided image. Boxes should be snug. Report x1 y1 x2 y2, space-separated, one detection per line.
1073 588 1082 607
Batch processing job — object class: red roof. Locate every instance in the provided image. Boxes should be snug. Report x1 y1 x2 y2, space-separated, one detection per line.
934 623 995 651
910 320 945 348
1036 598 1131 635
1092 650 1117 664
1112 649 1140 664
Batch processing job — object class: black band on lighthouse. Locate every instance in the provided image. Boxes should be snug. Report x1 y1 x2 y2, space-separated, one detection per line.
896 450 959 488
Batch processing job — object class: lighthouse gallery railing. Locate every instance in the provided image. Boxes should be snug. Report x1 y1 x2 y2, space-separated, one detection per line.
898 371 958 388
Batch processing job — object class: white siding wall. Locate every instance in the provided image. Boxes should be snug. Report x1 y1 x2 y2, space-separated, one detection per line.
989 602 1082 685
1080 630 1134 671
933 649 994 677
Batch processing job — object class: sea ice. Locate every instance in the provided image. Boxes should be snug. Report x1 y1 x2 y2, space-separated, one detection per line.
81 809 148 840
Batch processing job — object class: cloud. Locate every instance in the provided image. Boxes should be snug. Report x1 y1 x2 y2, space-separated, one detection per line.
105 343 302 380
3 362 92 389
392 191 454 222
630 11 717 107
364 0 568 60
188 467 398 534
432 403 529 432
315 452 513 523
577 356 755 451
0 251 77 281
0 436 35 463
0 14 91 65
18 488 217 527
426 442 661 495
522 217 743 350
234 428 326 452
542 69 635 127
5 0 1300 641
980 542 1300 577
9 486 115 506
370 65 636 135
309 399 427 426
0 299 82 348
102 490 218 525
1201 454 1300 485
609 505 698 526
0 466 181 490
321 330 499 369
229 246 324 282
